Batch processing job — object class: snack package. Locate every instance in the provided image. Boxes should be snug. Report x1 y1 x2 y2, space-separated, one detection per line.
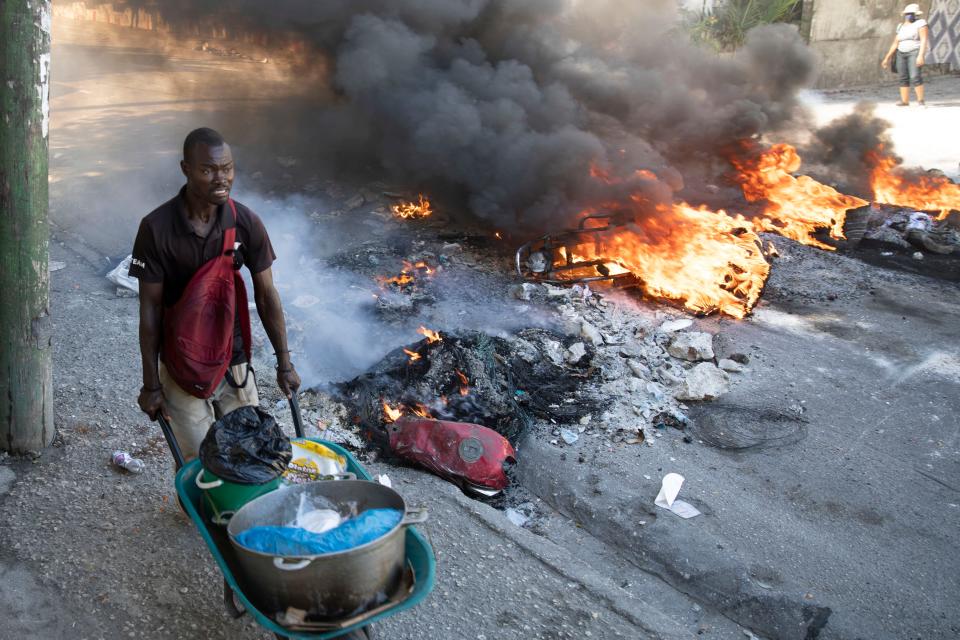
282 440 347 484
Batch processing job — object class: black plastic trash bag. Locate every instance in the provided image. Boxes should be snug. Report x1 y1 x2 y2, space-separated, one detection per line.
199 406 292 484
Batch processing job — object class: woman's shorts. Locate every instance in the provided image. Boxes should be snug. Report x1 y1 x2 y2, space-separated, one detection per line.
897 49 923 87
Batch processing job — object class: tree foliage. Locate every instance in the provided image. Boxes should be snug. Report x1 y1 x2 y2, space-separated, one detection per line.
684 0 803 52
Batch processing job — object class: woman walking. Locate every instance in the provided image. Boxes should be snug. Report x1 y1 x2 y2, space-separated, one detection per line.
881 4 929 106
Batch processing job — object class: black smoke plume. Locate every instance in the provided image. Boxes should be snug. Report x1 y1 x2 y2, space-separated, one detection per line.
802 102 894 198
110 0 817 233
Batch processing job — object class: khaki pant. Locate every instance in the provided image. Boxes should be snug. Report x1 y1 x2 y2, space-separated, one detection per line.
159 362 260 462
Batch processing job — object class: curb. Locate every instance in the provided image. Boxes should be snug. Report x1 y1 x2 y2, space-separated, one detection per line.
439 480 694 639
515 434 832 640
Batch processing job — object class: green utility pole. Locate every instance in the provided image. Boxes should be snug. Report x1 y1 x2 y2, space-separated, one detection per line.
0 0 54 453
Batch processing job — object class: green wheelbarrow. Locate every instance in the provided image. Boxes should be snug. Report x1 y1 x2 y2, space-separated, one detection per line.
157 396 436 639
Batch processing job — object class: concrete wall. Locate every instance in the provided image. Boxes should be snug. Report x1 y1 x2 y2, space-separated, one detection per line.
808 0 934 88
679 0 718 10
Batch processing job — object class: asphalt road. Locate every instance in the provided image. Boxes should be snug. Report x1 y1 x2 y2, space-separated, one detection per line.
519 236 960 639
3 17 741 640
1 15 958 640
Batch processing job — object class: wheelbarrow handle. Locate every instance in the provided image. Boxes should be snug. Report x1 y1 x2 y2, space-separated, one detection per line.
289 394 305 439
157 414 186 471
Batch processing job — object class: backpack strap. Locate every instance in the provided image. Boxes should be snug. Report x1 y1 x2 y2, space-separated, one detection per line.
225 198 253 365
224 363 253 389
223 200 238 254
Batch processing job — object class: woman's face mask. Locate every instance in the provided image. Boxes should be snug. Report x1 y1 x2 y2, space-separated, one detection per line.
906 13 916 22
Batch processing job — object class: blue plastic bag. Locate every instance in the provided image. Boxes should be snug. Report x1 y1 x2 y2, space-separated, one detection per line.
236 508 403 556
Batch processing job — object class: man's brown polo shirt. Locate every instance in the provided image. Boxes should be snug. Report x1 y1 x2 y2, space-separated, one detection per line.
129 186 276 365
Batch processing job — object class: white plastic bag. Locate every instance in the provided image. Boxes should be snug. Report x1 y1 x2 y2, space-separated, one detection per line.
288 493 342 534
106 255 139 293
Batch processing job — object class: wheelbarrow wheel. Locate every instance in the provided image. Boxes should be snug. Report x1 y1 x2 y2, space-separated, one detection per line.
223 578 245 619
273 623 373 639
333 627 374 640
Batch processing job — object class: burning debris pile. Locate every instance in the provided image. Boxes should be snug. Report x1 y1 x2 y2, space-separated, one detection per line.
514 140 960 317
373 259 438 316
730 143 868 251
851 206 960 255
870 151 960 220
333 255 751 463
390 195 432 220
338 327 600 444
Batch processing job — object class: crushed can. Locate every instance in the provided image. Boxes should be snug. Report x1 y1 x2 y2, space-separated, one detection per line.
388 417 515 494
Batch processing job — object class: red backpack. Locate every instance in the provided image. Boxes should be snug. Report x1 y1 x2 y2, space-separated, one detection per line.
162 200 252 398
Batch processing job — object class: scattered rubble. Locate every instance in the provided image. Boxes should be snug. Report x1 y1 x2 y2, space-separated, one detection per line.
580 320 604 346
718 358 745 373
627 359 651 379
660 318 693 333
667 332 715 362
675 363 729 401
651 410 689 430
510 283 537 301
565 342 587 364
505 507 530 527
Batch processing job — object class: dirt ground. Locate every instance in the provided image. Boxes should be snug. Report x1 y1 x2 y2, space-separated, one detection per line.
1 17 959 640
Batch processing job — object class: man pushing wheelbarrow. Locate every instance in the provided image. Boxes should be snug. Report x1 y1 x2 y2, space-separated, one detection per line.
125 129 434 640
129 127 300 460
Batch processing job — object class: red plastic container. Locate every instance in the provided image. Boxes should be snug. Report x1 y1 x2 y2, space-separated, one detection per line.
388 417 516 492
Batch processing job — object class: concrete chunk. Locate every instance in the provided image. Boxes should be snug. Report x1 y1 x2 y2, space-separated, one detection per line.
675 363 728 401
718 358 745 372
566 342 587 364
580 320 604 346
667 332 715 361
660 318 693 333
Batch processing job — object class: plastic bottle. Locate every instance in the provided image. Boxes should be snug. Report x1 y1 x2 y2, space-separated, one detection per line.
112 451 145 474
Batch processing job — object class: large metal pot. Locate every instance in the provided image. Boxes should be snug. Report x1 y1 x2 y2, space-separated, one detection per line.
226 480 427 619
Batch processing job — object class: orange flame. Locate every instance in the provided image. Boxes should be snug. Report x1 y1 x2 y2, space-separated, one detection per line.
417 326 442 344
410 403 433 418
382 401 403 423
732 143 867 251
870 147 960 219
558 142 953 319
570 157 776 317
455 369 470 396
408 260 433 274
377 273 415 287
377 260 433 289
391 194 433 219
602 203 770 318
403 348 421 362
